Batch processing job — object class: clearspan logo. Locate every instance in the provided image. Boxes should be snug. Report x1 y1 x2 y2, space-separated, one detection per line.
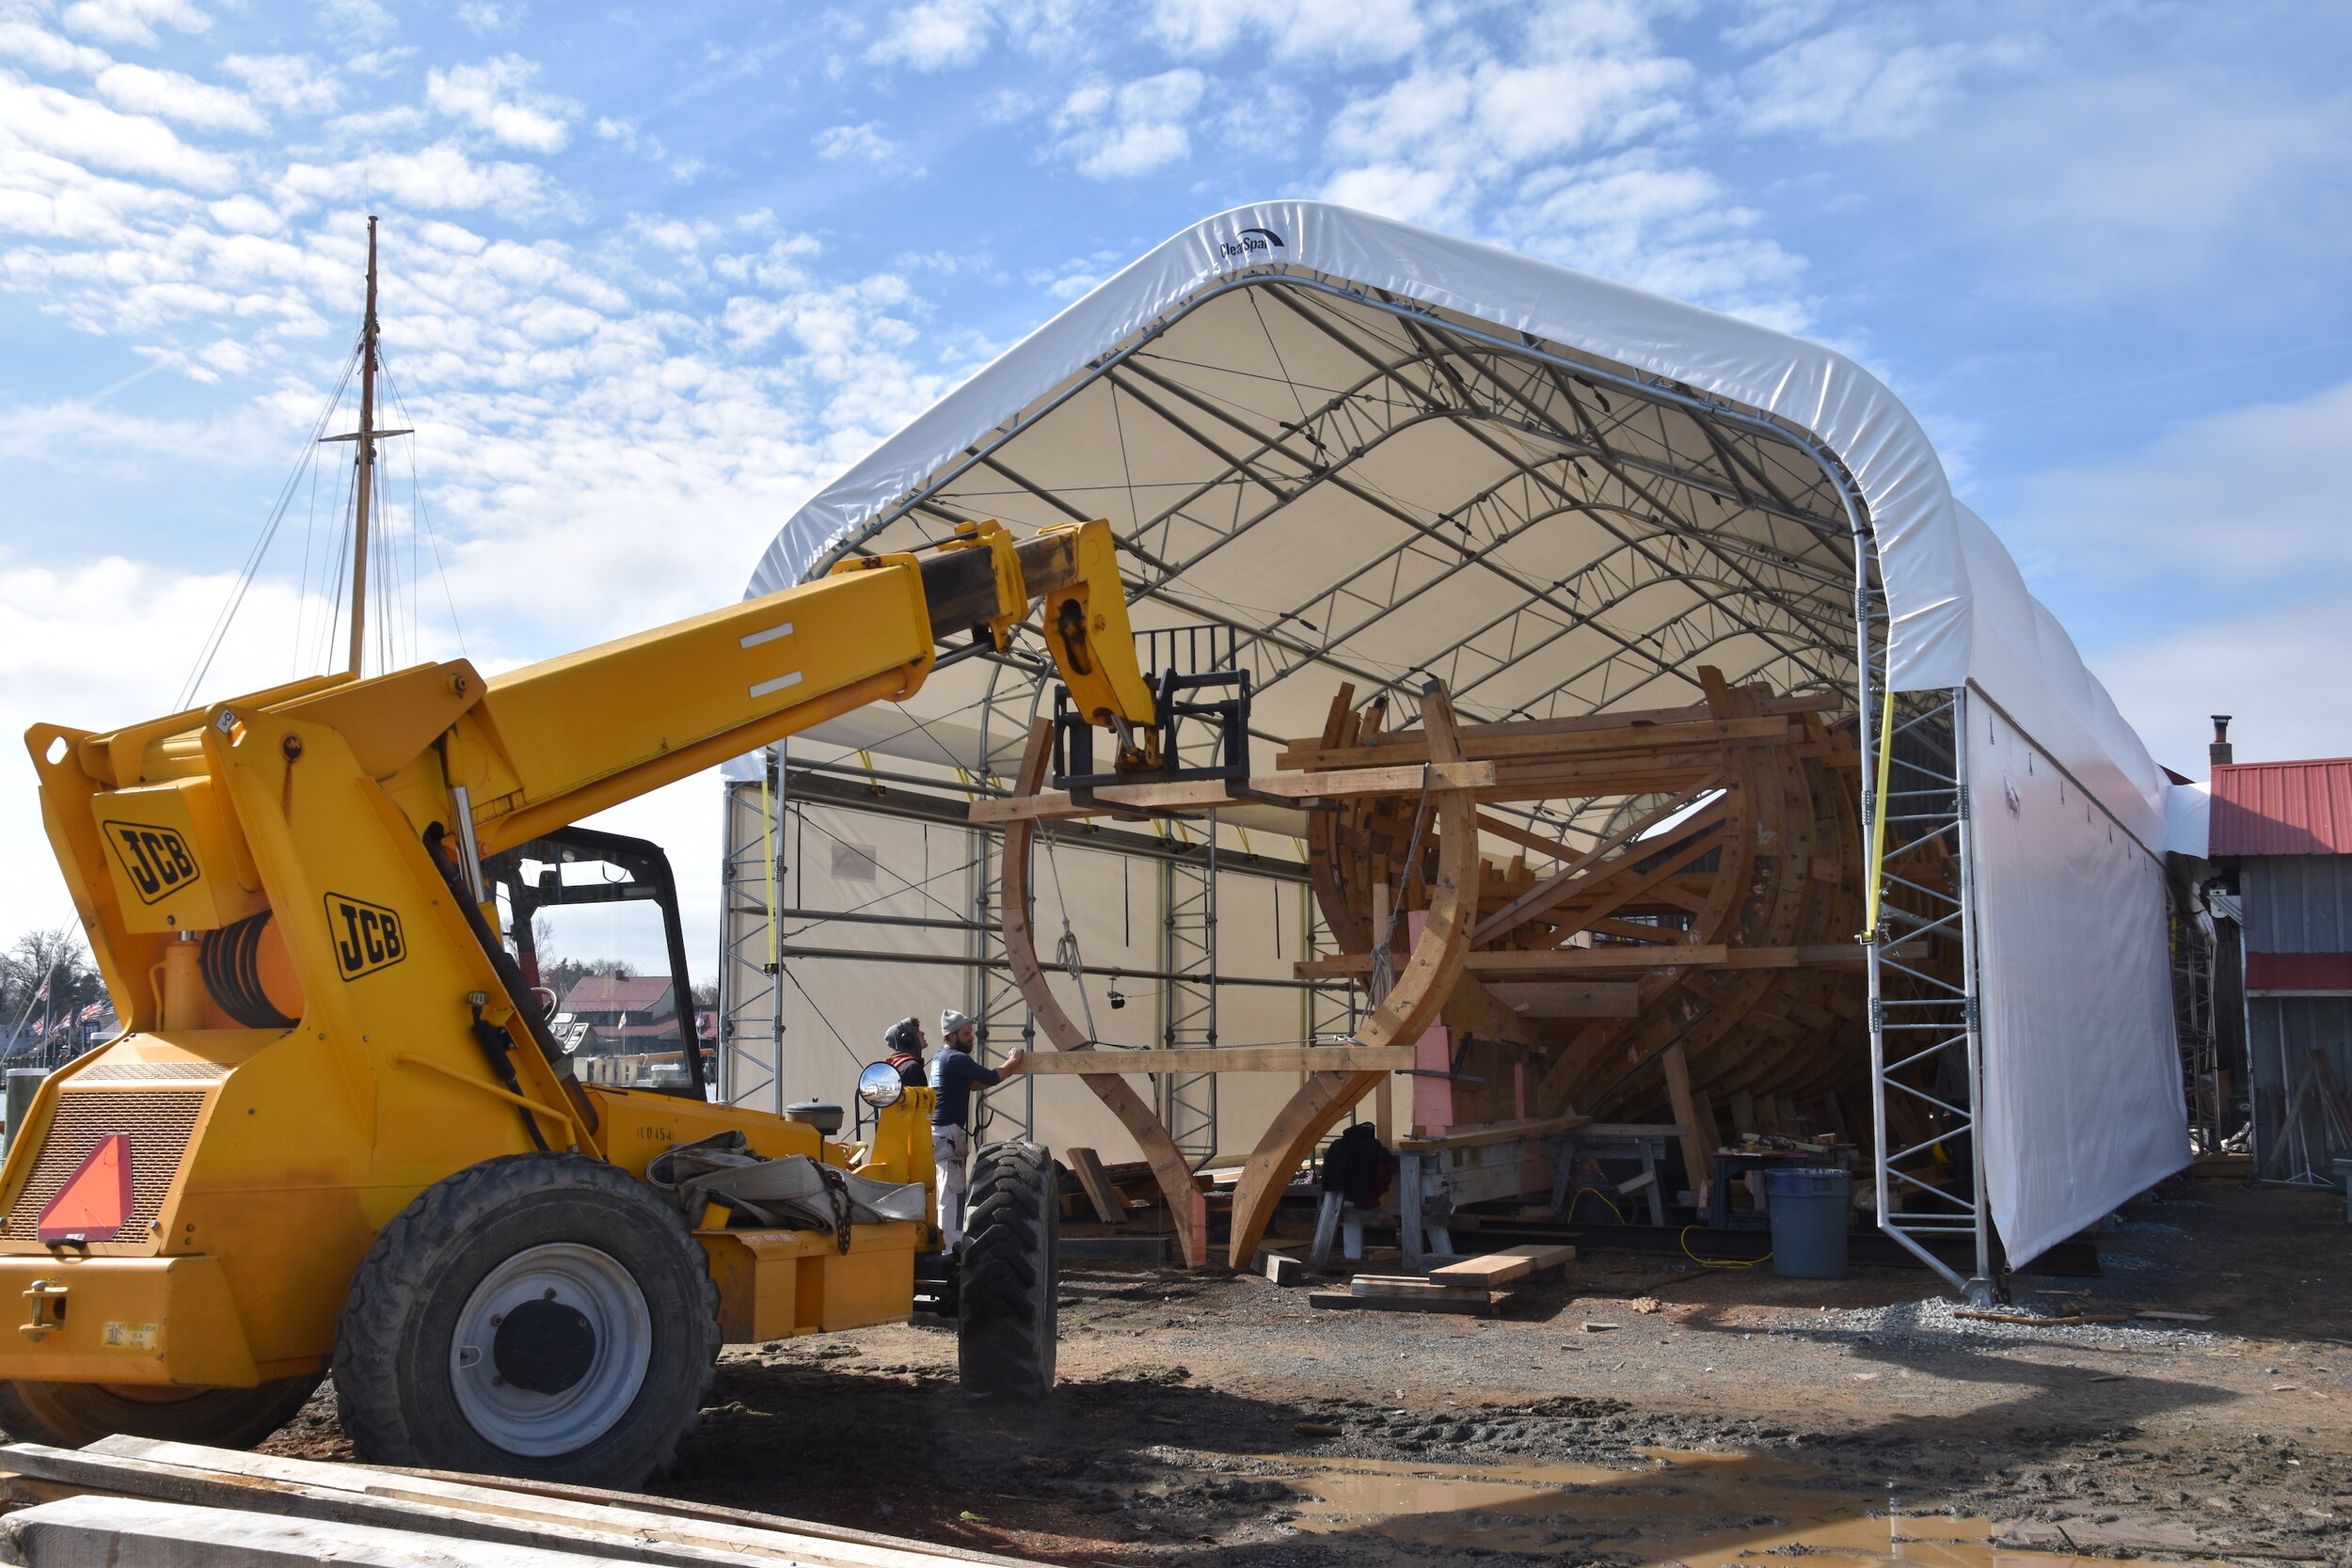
1218 226 1285 260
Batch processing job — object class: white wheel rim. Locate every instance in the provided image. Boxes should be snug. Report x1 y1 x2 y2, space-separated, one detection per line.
449 1243 651 1458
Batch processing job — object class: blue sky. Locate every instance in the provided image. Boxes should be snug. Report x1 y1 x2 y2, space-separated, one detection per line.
3 0 2349 968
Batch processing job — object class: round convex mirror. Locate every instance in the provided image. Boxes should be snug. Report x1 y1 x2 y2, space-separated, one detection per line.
856 1060 905 1108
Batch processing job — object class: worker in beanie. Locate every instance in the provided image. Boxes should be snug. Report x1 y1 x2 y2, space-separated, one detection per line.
928 1008 1025 1248
882 1018 928 1087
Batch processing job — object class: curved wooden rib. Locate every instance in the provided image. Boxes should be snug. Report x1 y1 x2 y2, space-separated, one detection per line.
1224 682 1481 1269
997 719 1207 1268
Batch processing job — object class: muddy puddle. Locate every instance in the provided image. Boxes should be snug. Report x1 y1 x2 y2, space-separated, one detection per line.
1262 1449 2214 1566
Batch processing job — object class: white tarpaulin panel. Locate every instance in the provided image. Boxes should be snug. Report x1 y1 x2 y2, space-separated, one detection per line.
743 200 2188 1259
1970 704 2187 1262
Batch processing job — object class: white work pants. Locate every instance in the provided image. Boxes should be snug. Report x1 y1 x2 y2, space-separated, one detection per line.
931 1124 971 1248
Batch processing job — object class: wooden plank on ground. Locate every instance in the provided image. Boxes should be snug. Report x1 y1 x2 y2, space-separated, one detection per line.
1427 1243 1577 1287
19 1438 1031 1568
0 1494 621 1568
1310 1287 1506 1317
1063 1147 1123 1224
1018 1045 1413 1075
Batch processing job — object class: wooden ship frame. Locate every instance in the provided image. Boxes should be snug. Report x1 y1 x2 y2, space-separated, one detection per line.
981 663 1971 1272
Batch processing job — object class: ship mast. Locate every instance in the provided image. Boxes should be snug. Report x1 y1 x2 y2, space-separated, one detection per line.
346 214 380 677
324 215 409 679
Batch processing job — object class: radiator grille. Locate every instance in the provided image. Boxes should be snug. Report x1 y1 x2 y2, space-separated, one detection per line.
73 1062 228 1083
4 1089 207 1244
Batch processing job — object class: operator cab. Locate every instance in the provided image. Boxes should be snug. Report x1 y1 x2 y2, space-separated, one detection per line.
482 826 710 1101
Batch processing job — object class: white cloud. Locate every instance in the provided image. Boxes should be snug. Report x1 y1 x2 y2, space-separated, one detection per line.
1737 25 2038 143
278 140 559 215
1050 68 1204 179
2010 377 2352 590
457 1 527 36
813 121 896 163
1322 161 1457 224
321 0 395 46
1146 0 1425 66
2092 596 2352 777
1502 151 1810 330
1300 4 1815 321
0 72 239 191
0 20 111 75
57 0 207 49
867 0 993 71
1933 75 2352 308
94 62 264 133
425 54 576 152
205 191 278 233
223 55 341 116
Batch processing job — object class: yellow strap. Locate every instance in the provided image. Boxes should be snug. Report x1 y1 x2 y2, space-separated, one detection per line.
1860 686 1898 942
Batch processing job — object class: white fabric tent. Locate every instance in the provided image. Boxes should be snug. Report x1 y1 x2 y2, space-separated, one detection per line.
742 200 2187 1266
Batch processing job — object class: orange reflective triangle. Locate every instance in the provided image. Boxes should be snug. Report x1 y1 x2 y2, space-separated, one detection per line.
38 1133 133 1243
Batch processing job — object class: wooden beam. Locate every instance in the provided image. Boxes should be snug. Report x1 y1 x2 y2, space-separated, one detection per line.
1297 944 1867 979
1224 682 1482 1270
1396 1112 1591 1153
10 1434 1002 1568
1277 692 1839 764
967 759 1494 823
1469 773 1725 945
1064 1147 1123 1224
996 718 1207 1268
1017 1045 1413 1075
1277 715 1794 771
1659 1043 1711 1202
1484 981 1642 1018
1428 1243 1577 1287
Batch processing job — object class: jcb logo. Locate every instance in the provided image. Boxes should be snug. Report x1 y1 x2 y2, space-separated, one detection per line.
325 893 406 980
102 820 202 905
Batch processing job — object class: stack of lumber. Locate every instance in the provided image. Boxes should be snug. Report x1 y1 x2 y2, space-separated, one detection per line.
1308 1243 1575 1318
0 1436 1039 1567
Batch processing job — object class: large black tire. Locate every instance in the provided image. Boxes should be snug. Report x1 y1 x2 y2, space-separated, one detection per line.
332 1153 719 1488
0 1373 322 1449
958 1140 1057 1399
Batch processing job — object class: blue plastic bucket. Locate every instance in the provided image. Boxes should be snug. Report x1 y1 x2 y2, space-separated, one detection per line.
1765 1166 1851 1279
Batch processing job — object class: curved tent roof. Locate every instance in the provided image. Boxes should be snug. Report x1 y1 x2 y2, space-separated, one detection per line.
742 202 2189 1263
749 199 2166 851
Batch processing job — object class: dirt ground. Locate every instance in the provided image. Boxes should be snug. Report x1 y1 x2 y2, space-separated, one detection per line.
265 1177 2352 1565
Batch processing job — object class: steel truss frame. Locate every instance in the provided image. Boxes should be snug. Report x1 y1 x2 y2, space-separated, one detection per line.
1863 687 1995 1304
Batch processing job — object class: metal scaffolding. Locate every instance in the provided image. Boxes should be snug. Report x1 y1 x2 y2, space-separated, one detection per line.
1159 818 1218 1165
716 749 1355 1163
1863 688 1993 1304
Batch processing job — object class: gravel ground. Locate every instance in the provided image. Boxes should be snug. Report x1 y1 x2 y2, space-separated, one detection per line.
261 1177 2352 1566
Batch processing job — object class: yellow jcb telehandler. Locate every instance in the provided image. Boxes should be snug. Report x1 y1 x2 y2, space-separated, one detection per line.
4 517 1168 1485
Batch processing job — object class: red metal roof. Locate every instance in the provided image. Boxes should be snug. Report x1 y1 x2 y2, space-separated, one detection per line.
2245 952 2352 990
2211 758 2352 856
559 975 674 1013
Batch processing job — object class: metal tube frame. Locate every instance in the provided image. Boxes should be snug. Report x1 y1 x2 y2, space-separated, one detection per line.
1863 687 1995 1304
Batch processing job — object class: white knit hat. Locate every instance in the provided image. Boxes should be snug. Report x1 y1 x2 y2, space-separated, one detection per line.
940 1008 975 1038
